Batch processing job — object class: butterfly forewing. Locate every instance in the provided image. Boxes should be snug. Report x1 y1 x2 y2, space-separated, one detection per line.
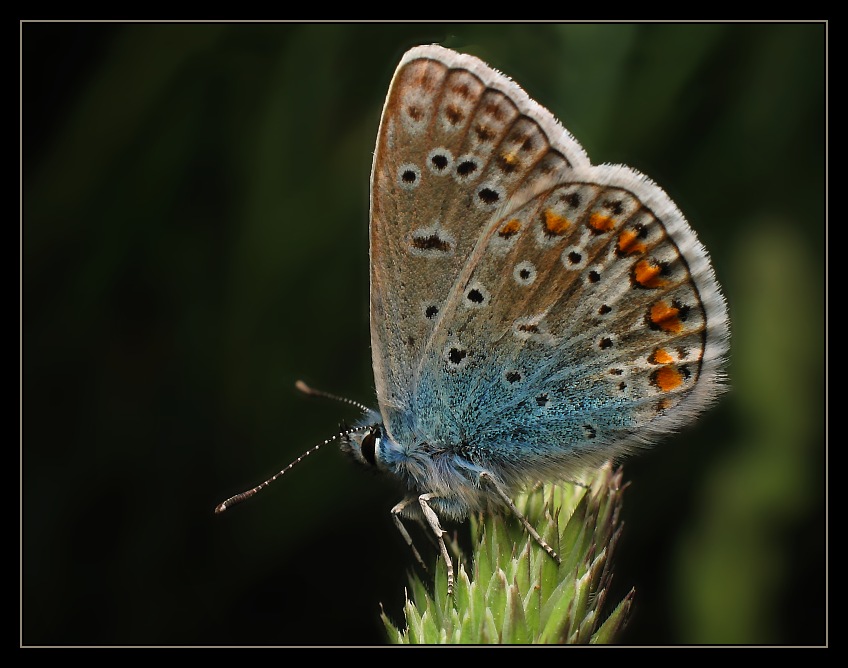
369 46 590 441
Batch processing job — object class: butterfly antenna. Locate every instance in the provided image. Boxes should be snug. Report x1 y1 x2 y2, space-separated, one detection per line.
295 379 371 413
214 424 366 514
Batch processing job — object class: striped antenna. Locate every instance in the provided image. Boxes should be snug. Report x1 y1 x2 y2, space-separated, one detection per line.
214 423 366 514
295 379 371 413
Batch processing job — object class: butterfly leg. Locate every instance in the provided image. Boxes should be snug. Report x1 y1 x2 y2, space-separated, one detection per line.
390 497 430 575
418 493 454 596
479 471 562 565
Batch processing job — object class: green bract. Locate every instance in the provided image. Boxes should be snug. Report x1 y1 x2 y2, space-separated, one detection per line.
381 464 633 644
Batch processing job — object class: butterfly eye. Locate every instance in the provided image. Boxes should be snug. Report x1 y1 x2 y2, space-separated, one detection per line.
360 428 380 467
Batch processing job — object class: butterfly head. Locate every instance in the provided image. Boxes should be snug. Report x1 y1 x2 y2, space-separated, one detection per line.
340 424 385 470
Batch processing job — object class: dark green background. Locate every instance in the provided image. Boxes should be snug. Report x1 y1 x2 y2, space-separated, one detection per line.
22 22 826 646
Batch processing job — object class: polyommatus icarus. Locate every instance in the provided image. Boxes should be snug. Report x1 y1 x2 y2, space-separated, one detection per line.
216 45 730 595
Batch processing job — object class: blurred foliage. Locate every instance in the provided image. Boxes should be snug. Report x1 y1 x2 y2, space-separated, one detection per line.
22 22 825 646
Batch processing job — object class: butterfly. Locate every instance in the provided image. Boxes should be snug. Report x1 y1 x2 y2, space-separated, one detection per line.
217 44 730 595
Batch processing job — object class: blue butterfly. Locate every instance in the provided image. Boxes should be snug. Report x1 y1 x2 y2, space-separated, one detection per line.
217 45 729 595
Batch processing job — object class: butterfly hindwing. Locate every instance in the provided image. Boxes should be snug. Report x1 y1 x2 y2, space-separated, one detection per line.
369 46 591 445
413 167 729 483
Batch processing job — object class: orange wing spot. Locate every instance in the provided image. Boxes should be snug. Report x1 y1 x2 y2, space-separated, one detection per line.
543 209 571 236
617 229 646 256
499 219 521 238
497 151 520 172
633 259 666 288
500 151 519 167
652 365 684 392
588 212 616 233
649 348 675 365
650 301 683 333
